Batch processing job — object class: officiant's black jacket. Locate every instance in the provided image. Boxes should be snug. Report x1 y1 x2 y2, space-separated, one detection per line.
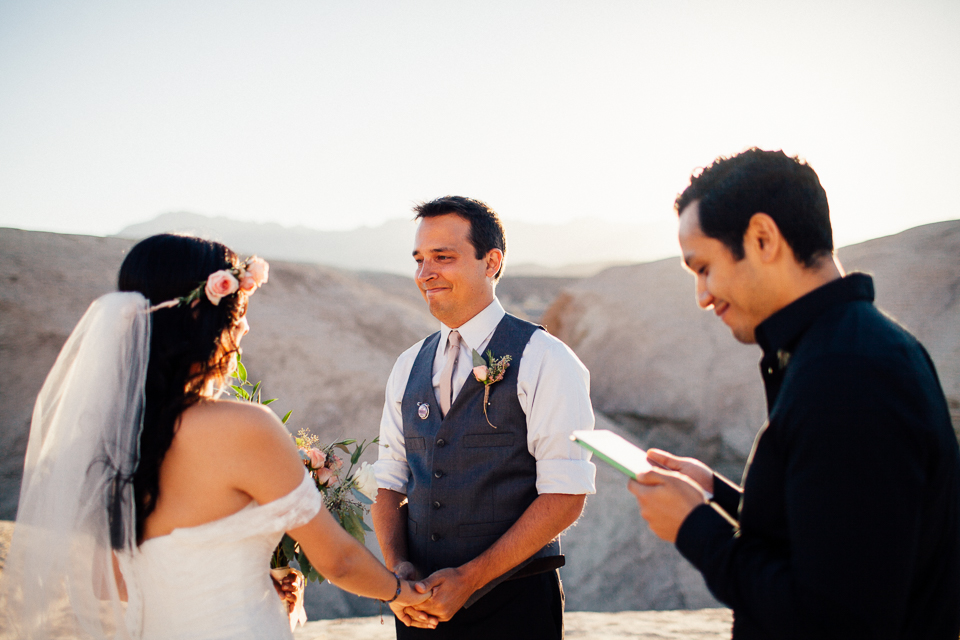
676 273 960 639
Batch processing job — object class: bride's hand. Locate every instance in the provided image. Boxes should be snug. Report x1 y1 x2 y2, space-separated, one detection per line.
390 580 437 629
272 572 302 614
397 579 432 607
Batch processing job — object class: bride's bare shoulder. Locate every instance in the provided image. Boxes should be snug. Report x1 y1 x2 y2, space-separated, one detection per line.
177 399 289 446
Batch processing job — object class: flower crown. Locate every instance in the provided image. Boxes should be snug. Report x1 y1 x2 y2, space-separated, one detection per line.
148 256 269 312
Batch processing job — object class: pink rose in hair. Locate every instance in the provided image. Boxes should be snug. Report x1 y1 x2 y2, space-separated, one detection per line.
238 274 257 294
305 448 326 469
246 257 269 286
204 270 239 306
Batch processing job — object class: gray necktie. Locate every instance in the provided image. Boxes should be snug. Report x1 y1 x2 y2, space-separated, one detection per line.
438 330 461 417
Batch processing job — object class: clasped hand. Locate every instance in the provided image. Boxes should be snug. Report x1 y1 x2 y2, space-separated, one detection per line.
389 561 476 629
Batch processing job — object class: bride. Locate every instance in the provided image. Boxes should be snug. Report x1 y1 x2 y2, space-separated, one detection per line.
0 234 432 639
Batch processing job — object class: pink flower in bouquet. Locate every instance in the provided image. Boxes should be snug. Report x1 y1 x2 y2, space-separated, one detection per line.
314 467 337 485
329 454 343 470
246 257 269 286
304 448 326 469
204 270 239 306
473 365 488 382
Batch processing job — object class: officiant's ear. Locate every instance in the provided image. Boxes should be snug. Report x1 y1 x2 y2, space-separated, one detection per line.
484 248 504 281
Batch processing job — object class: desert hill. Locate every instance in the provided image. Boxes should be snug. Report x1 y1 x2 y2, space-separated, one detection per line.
2 220 958 620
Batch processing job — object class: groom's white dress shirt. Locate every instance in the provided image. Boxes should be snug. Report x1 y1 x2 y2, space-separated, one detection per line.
374 298 597 496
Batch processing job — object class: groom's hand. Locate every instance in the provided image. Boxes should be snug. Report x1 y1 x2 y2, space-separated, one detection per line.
413 567 476 622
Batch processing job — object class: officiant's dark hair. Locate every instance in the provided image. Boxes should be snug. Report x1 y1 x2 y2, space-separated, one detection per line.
118 234 248 545
414 195 507 280
675 148 833 268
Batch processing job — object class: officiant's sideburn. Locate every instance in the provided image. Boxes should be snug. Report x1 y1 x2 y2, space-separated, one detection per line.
371 196 597 640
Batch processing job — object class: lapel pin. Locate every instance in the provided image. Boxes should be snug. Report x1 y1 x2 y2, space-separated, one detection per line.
417 402 430 420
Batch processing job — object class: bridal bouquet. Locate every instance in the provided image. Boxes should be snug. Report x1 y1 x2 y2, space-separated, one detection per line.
272 428 379 582
230 357 380 584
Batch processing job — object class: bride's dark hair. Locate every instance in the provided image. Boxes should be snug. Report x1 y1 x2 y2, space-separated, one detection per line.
118 234 248 544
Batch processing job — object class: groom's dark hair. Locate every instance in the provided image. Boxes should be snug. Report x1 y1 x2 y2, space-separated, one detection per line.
414 195 506 281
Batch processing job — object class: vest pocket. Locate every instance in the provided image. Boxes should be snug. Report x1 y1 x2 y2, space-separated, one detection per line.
458 519 514 538
406 437 426 451
463 433 515 448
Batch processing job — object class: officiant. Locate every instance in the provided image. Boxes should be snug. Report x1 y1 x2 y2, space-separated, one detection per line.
371 196 597 640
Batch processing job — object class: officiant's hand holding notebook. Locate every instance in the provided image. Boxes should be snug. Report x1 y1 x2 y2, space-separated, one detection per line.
570 429 653 479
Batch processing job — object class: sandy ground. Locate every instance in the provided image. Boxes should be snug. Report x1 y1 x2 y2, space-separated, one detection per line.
0 520 12 572
0 519 730 639
294 609 733 640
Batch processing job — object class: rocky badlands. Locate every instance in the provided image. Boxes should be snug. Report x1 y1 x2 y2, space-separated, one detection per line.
1 221 958 633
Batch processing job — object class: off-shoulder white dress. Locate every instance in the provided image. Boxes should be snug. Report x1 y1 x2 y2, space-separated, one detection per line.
118 473 321 640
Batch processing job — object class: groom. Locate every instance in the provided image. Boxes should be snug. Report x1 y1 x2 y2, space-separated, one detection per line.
371 196 596 639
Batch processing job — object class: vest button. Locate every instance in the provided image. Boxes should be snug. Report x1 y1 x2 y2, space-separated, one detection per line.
432 501 441 509
431 533 441 542
434 470 443 479
436 438 445 447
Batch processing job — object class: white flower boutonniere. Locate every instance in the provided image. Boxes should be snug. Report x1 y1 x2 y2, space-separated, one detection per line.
472 348 512 428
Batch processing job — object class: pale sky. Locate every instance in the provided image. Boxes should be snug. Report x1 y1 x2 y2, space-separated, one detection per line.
1 1 958 255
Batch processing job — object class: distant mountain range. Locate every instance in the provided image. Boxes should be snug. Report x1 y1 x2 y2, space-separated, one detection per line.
116 212 677 276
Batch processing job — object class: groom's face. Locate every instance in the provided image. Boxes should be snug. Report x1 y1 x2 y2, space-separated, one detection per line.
413 213 499 328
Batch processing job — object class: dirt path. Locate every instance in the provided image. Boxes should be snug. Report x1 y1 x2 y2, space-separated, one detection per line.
295 609 733 640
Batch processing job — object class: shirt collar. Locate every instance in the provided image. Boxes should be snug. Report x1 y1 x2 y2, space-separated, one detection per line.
439 298 506 354
754 272 875 356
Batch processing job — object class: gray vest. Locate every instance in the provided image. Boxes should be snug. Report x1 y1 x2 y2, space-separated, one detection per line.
401 314 562 597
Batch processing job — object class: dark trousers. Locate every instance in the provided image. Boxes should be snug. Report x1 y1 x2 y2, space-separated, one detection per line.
395 570 564 640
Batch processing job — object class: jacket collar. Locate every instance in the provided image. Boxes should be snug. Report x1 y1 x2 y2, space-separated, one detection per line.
754 272 875 357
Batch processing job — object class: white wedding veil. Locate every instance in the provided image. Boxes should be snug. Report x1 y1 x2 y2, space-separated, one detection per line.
0 292 151 639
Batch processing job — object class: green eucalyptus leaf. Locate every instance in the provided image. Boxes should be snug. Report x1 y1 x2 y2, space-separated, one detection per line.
297 551 315 581
360 519 372 532
341 510 366 542
351 487 373 505
237 360 248 383
281 534 298 562
262 398 277 406
281 410 293 424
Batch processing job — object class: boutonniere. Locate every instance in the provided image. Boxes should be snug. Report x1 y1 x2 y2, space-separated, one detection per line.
777 349 791 370
472 349 512 428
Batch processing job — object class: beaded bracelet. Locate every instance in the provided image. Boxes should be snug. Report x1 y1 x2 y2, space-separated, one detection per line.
382 572 402 604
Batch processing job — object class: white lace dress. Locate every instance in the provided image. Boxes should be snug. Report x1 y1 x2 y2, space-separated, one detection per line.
118 473 322 640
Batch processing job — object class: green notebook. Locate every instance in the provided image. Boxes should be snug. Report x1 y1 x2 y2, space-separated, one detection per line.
571 429 652 479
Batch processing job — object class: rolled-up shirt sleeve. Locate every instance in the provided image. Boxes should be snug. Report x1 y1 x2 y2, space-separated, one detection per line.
518 331 597 495
373 342 421 494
